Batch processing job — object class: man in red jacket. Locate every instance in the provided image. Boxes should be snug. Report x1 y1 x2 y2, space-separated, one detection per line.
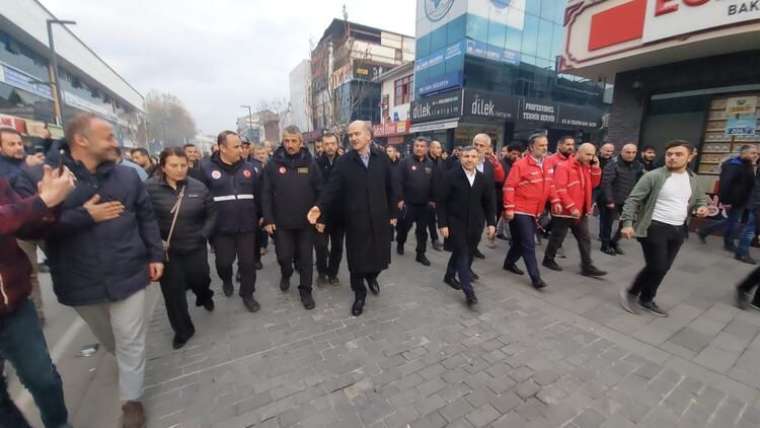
0 166 75 428
543 143 607 277
502 134 560 290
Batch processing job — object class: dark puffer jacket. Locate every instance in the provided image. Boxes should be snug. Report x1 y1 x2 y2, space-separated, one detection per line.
719 156 755 207
601 157 644 205
261 147 322 229
14 143 164 306
145 176 217 255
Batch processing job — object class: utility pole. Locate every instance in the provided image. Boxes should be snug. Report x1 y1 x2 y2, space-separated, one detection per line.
241 104 253 140
47 19 77 126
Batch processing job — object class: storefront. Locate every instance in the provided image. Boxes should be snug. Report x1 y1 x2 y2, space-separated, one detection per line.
561 0 760 187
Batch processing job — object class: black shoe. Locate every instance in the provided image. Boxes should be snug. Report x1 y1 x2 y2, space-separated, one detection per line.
639 301 668 317
444 275 462 290
613 245 625 255
235 271 241 282
351 297 365 316
532 279 548 290
473 248 485 259
466 293 478 306
172 329 195 350
368 278 380 295
619 287 639 314
432 241 444 252
416 254 431 266
542 259 563 271
601 246 617 256
581 265 607 278
328 276 340 286
280 276 290 292
317 274 329 288
469 271 480 281
222 281 233 297
202 298 215 312
397 244 404 255
254 261 263 271
503 264 524 275
698 233 707 244
300 289 316 310
736 288 750 310
242 296 260 313
735 254 758 265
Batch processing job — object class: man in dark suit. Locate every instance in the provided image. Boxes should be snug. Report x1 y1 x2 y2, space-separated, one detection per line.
308 121 398 317
436 146 496 306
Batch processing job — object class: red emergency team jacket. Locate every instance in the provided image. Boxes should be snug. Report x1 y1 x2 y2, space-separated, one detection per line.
553 155 602 218
543 152 572 175
502 156 559 217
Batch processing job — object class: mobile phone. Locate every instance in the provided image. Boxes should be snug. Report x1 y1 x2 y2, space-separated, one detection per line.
57 149 65 174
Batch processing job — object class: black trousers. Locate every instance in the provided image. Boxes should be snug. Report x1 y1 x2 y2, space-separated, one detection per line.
427 205 440 243
160 247 213 340
315 225 345 278
397 203 431 254
545 216 593 268
274 227 314 290
737 266 760 306
630 221 685 303
214 231 257 297
254 229 269 262
600 204 625 247
350 272 379 299
446 245 475 297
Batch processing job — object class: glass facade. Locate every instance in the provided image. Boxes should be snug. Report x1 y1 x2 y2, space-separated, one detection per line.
0 30 141 145
413 0 606 150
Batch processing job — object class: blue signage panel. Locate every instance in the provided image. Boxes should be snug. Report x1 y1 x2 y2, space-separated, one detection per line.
465 39 520 65
0 64 53 100
417 71 463 96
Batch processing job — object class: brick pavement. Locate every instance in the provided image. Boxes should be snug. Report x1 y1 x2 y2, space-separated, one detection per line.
133 231 760 428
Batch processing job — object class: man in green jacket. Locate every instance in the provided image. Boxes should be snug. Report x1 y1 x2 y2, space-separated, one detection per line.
619 140 709 317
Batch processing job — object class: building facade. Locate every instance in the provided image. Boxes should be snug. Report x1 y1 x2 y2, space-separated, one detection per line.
288 59 312 133
373 61 414 148
0 0 144 147
562 0 760 187
310 19 415 132
411 0 607 151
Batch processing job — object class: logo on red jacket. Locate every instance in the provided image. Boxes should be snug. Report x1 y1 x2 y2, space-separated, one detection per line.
243 169 252 178
279 166 287 175
211 170 222 180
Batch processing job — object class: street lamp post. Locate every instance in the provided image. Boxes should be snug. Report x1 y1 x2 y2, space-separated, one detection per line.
241 104 253 141
46 19 76 126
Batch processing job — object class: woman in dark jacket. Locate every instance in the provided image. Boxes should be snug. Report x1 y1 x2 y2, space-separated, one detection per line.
146 147 217 349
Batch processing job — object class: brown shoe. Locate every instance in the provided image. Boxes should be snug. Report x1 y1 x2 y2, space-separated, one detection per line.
122 401 145 428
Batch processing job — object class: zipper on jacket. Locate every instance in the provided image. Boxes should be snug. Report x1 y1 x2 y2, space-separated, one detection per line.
0 272 8 306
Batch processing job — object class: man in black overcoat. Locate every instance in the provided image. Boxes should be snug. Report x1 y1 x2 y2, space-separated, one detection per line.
308 121 399 316
436 146 496 306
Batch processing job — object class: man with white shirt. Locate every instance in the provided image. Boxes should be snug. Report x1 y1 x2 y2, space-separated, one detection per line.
436 146 496 306
619 140 709 317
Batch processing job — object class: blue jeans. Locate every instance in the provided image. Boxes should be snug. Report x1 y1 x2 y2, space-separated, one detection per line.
736 210 757 257
700 206 743 247
504 214 541 283
0 300 69 428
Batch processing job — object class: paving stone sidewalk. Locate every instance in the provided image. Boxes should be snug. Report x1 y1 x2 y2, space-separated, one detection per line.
137 232 760 428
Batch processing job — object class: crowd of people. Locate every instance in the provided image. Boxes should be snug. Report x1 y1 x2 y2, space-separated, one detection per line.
1 112 759 428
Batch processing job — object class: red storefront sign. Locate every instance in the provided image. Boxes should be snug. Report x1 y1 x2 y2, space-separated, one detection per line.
373 120 410 137
0 114 27 134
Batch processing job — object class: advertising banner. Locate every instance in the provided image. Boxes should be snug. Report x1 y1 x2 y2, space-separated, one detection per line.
643 0 760 44
411 89 463 123
724 96 758 136
468 0 526 31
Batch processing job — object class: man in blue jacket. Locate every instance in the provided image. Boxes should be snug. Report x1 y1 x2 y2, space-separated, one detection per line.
15 113 164 428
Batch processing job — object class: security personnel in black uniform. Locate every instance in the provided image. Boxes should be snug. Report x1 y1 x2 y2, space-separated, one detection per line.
261 126 322 310
396 137 435 266
314 132 344 286
200 130 261 313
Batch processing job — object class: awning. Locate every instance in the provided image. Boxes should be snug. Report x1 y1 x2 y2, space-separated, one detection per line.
409 119 459 133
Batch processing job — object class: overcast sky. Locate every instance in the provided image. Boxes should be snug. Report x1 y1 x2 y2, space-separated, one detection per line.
42 0 415 135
